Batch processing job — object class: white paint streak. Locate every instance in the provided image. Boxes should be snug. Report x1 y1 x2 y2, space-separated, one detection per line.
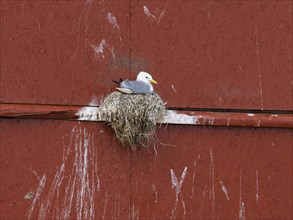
239 170 246 220
28 126 99 220
130 204 139 220
152 184 158 203
256 170 259 201
247 113 255 117
200 185 207 220
28 174 47 219
160 110 204 125
191 155 201 198
102 192 108 220
109 46 116 61
171 84 178 92
239 202 246 220
170 166 188 219
219 181 230 200
171 167 188 197
143 3 168 23
209 147 215 220
91 39 106 59
255 25 264 110
143 5 156 21
77 100 99 121
158 3 168 22
107 12 120 30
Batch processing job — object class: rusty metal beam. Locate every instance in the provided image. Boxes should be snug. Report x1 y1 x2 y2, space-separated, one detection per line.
0 103 292 128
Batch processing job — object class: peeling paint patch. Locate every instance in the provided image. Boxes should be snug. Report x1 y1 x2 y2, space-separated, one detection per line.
143 5 156 21
143 3 168 23
91 39 106 59
107 12 120 30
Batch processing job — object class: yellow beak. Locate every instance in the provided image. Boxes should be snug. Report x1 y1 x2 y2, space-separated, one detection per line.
150 79 157 84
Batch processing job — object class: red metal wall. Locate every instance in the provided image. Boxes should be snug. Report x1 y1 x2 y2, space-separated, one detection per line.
1 1 292 110
1 1 292 219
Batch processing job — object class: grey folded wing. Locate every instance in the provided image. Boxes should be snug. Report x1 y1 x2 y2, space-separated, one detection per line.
121 80 152 94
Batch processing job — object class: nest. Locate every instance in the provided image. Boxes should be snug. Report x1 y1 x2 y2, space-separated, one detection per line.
97 92 167 150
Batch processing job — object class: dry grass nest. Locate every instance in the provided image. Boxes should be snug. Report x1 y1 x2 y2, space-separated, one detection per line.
97 91 167 150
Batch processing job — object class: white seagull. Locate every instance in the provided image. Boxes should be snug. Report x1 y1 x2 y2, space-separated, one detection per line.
113 71 157 94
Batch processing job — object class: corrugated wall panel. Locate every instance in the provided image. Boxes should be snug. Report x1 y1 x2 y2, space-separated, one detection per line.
131 1 293 110
1 120 292 219
1 0 130 106
1 1 292 219
0 119 130 220
1 1 292 110
131 126 292 219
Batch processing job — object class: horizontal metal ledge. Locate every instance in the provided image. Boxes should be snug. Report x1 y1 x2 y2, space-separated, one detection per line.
0 103 292 128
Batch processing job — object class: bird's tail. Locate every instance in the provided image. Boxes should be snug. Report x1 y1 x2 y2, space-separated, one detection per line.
112 78 123 85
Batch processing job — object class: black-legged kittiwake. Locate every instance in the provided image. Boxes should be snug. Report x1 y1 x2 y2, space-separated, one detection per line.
113 71 157 94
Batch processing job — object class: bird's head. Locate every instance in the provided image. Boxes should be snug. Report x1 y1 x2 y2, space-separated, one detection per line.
137 71 157 85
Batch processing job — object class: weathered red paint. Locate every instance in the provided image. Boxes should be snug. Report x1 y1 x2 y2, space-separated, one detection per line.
1 1 292 110
0 119 131 220
1 119 292 219
1 1 292 220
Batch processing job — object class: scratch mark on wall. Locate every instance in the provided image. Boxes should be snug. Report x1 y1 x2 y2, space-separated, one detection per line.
219 181 230 200
239 170 246 220
255 25 264 110
256 170 259 201
170 166 188 219
109 46 116 62
130 203 140 220
102 192 108 220
209 146 215 220
113 192 121 219
200 185 207 220
171 84 178 93
28 126 99 220
28 174 47 219
191 155 201 199
143 3 168 23
158 2 168 22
